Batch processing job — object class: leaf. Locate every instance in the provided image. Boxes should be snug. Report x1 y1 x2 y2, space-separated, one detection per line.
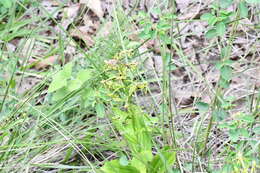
220 65 232 81
52 88 69 101
70 26 95 47
213 110 228 121
101 160 140 173
48 72 68 93
221 47 231 59
1 0 12 8
48 62 73 93
219 78 230 88
131 150 153 173
253 127 260 134
229 129 239 142
239 115 255 123
80 0 104 18
245 0 260 3
205 29 217 39
220 0 233 8
216 22 226 36
34 55 58 70
208 16 218 26
149 148 176 173
95 103 105 118
77 69 92 83
239 2 249 18
67 79 82 92
239 128 249 137
196 102 209 112
62 62 74 79
200 13 215 21
119 155 129 166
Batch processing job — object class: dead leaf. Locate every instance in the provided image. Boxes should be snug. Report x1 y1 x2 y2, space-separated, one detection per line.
80 0 104 18
61 4 81 30
70 26 95 47
34 55 58 70
97 21 113 37
41 0 60 18
83 14 100 34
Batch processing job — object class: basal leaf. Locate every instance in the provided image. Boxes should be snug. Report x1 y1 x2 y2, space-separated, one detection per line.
101 160 140 173
239 2 249 18
200 13 214 21
220 65 232 81
48 62 73 93
149 148 176 173
1 0 12 8
95 103 106 118
220 0 233 8
119 155 129 166
246 0 260 3
67 79 82 92
216 22 226 36
196 102 209 112
48 71 67 93
77 68 92 83
62 62 74 79
205 29 217 38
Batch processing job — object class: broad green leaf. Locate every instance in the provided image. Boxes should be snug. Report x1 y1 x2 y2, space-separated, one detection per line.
205 29 217 38
48 72 68 93
220 65 232 81
213 110 228 121
131 151 153 173
239 2 249 18
239 115 254 123
149 149 176 173
253 127 260 134
200 13 215 21
208 16 218 26
77 69 92 83
221 47 231 59
216 22 226 36
95 103 106 118
52 88 69 101
220 0 233 8
229 129 239 142
119 155 129 166
101 160 140 173
196 102 209 112
218 122 232 129
67 79 82 92
220 78 230 88
62 62 74 79
48 62 73 92
246 0 260 3
239 128 249 137
1 0 12 8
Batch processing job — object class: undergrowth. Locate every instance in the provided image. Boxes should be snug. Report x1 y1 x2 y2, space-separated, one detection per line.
0 0 259 172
